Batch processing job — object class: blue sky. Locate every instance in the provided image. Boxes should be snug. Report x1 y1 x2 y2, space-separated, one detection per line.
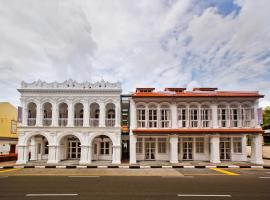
0 0 269 107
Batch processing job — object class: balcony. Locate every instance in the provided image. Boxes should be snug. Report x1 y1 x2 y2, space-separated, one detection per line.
27 118 36 126
90 118 99 127
43 118 52 126
58 118 68 127
106 119 115 127
74 118 83 127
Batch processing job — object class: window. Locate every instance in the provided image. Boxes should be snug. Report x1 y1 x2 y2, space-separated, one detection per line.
178 105 187 127
189 105 199 127
201 105 211 127
241 104 254 127
218 105 228 127
100 142 110 155
136 138 143 153
160 105 170 128
137 105 146 128
196 138 204 153
233 138 242 153
158 138 166 153
230 105 239 127
148 105 158 128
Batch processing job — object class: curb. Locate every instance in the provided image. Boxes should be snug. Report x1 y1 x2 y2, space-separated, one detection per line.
1 165 270 169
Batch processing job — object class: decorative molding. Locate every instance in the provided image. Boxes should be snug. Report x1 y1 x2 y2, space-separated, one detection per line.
21 79 121 90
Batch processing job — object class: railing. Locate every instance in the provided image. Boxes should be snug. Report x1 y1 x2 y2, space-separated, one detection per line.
27 118 36 126
43 118 52 126
90 118 99 127
106 119 115 127
58 118 68 127
160 120 171 128
74 118 83 127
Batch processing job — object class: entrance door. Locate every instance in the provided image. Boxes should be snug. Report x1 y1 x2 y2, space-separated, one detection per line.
220 138 231 160
121 140 129 161
145 141 155 160
68 141 81 159
183 138 193 160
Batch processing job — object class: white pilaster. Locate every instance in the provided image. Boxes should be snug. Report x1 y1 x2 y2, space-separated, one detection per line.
67 101 74 127
115 102 120 127
210 135 220 163
16 145 28 164
130 100 136 129
47 145 59 164
83 101 90 127
171 103 178 128
22 100 27 126
36 101 42 126
130 134 137 164
254 100 260 128
112 146 121 164
52 102 58 127
99 101 106 127
250 134 264 164
169 136 179 163
241 134 248 161
211 103 218 128
30 138 37 160
80 145 90 164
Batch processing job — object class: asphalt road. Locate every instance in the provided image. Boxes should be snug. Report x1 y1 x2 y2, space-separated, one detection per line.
0 169 270 200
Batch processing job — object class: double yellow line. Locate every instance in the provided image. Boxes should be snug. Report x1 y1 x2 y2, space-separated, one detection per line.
211 168 239 176
0 168 21 173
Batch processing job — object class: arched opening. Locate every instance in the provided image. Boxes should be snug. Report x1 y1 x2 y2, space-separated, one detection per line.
230 104 240 127
136 104 146 128
92 135 113 162
106 103 115 127
241 104 254 127
90 103 100 127
148 104 158 128
177 104 188 128
201 104 212 127
27 102 37 126
59 103 68 127
58 135 81 161
74 103 83 127
189 104 199 127
218 104 228 127
43 102 52 126
27 134 49 162
160 104 171 128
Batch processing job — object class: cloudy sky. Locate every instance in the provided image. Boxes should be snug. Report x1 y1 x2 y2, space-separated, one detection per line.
0 0 270 107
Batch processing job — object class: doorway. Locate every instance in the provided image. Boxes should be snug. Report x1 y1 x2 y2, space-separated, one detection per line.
145 140 155 160
220 138 231 160
183 138 193 160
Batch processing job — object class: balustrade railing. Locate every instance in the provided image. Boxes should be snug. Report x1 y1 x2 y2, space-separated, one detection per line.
43 118 52 126
74 118 83 127
106 119 115 127
90 118 99 127
27 118 36 126
58 118 68 127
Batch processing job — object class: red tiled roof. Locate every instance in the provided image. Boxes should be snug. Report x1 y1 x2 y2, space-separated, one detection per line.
132 128 263 134
132 91 264 98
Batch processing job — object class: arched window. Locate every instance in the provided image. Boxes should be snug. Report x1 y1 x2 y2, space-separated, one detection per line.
230 104 240 127
201 105 212 127
177 105 188 128
218 104 228 127
241 104 254 127
74 103 84 127
148 104 158 128
43 102 52 126
136 104 146 128
27 102 37 126
106 103 115 127
90 103 100 127
160 104 171 128
189 105 199 127
58 103 68 127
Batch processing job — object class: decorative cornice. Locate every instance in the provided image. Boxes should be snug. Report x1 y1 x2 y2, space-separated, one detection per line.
21 79 121 90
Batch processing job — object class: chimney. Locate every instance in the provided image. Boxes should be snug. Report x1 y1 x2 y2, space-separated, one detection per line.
136 88 155 93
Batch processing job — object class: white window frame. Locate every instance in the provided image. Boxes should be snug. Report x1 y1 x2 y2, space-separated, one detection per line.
233 137 242 153
195 137 204 153
136 138 143 154
158 138 167 153
137 107 146 128
201 106 212 128
241 105 254 127
218 105 228 128
160 106 171 128
189 106 199 128
148 106 158 128
177 106 188 128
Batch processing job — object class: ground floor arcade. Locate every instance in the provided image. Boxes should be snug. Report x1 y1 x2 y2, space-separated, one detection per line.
16 131 121 164
129 134 264 165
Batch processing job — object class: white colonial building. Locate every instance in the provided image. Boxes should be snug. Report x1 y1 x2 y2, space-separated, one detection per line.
16 79 122 164
129 87 264 164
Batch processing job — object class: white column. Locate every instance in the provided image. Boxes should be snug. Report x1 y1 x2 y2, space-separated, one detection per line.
130 134 137 164
130 100 136 129
171 103 178 128
210 135 220 163
83 101 90 127
16 145 28 164
67 101 74 127
30 138 37 160
170 136 178 163
47 145 59 164
112 146 121 164
254 100 260 128
251 134 264 164
241 134 248 161
80 145 90 164
115 102 120 127
52 102 58 127
99 101 106 127
22 100 27 126
211 103 218 128
36 101 42 126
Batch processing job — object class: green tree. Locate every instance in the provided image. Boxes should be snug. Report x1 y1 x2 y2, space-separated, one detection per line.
263 106 270 129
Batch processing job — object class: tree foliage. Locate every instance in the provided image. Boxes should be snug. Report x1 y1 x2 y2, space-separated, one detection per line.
263 106 270 129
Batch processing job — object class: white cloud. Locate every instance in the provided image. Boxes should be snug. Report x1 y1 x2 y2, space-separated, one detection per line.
0 0 269 108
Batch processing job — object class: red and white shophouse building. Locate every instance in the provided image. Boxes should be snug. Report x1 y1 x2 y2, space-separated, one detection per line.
129 87 264 164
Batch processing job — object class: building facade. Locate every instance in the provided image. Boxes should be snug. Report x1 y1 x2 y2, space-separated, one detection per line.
0 102 18 154
129 87 264 164
16 79 122 164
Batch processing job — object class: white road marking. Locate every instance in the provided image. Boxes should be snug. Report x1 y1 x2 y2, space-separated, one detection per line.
177 194 231 197
259 177 270 179
26 194 78 197
68 176 100 178
162 176 193 178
